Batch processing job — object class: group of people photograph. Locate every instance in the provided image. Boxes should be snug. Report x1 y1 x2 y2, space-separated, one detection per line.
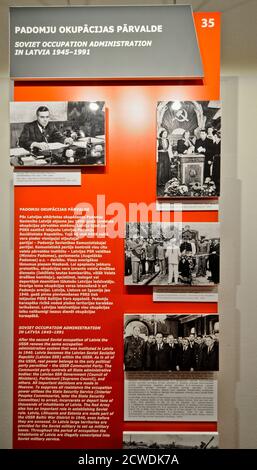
123 432 218 450
125 222 220 286
10 101 105 167
124 314 219 372
157 100 221 198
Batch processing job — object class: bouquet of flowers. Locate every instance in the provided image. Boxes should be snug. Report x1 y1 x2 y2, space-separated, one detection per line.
163 177 217 197
189 182 203 196
202 178 217 196
164 177 181 196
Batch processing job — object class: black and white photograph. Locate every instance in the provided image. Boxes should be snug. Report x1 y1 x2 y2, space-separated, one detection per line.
123 432 218 449
157 100 221 198
124 314 219 372
10 101 105 167
125 222 220 286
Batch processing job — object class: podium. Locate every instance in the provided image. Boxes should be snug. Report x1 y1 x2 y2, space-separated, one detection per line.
179 154 205 186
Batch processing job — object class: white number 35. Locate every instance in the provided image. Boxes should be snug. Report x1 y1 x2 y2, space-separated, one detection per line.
201 18 215 28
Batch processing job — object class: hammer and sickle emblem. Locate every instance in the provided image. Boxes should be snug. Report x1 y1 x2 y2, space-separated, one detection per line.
174 109 189 122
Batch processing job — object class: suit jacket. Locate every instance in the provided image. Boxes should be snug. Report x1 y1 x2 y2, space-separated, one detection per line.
179 258 191 278
177 346 195 370
180 241 192 253
156 245 165 260
151 343 170 371
19 121 65 150
199 343 219 371
124 335 145 370
195 138 213 157
167 344 178 370
144 342 154 370
146 244 157 261
177 138 194 154
209 242 220 256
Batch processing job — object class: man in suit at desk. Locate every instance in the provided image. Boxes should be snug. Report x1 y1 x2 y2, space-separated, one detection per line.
19 106 74 152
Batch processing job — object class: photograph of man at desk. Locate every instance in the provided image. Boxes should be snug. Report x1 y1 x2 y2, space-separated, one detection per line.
10 101 105 167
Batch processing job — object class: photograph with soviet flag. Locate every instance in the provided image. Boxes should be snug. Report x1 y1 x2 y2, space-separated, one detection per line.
156 100 221 198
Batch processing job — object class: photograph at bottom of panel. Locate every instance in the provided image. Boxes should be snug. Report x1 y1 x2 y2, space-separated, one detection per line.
125 222 220 286
124 314 219 372
10 101 105 167
123 432 219 449
156 100 221 198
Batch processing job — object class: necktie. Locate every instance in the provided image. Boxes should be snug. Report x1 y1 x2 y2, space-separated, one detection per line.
41 129 48 142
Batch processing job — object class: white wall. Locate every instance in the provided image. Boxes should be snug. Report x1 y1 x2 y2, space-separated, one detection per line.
0 77 13 449
219 76 257 448
233 77 257 448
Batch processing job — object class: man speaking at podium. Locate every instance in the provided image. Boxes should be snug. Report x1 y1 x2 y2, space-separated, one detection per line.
19 106 74 152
